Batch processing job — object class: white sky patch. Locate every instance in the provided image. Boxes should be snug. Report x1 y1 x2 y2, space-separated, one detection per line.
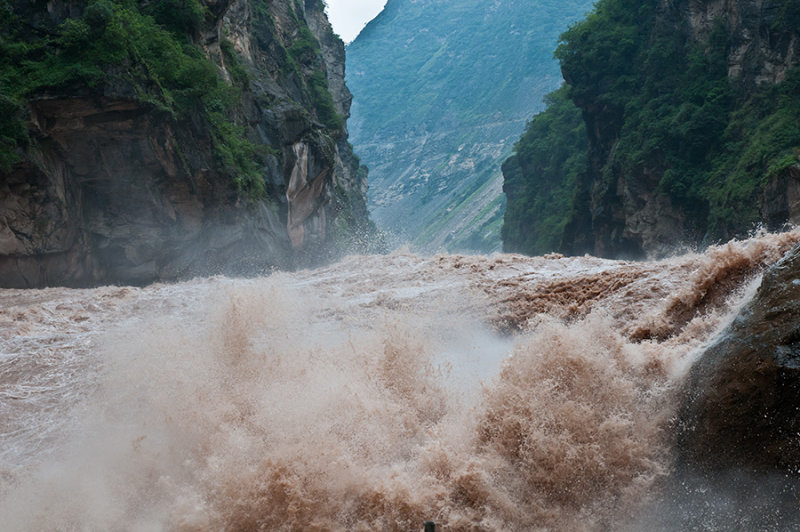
324 0 387 43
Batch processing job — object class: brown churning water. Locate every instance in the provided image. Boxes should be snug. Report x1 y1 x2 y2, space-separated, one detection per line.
0 230 798 530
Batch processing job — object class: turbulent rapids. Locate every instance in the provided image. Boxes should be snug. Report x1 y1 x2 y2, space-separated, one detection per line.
1 231 799 530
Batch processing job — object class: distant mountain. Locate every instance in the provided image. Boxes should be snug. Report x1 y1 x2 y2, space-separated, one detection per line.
345 0 594 252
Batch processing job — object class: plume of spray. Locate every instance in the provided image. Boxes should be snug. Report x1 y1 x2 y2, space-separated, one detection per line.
0 230 798 530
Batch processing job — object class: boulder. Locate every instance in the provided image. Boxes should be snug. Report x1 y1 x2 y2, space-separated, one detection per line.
679 242 800 471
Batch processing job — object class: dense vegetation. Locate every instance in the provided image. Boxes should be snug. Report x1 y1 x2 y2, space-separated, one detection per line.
0 0 343 196
501 87 586 253
0 0 265 191
503 0 800 255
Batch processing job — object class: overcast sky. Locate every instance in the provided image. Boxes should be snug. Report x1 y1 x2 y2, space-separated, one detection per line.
325 0 387 43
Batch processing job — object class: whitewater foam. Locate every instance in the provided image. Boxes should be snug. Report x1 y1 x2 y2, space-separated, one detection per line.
1 230 798 530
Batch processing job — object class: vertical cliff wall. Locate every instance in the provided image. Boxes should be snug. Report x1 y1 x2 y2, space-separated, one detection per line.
503 0 800 258
0 0 372 287
565 0 800 258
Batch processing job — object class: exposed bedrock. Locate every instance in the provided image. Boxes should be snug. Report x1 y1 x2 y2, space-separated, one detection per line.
628 242 800 529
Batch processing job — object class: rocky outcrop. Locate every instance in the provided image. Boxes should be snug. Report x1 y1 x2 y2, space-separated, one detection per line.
762 162 800 230
678 242 800 471
0 96 290 287
635 241 800 528
558 0 800 258
0 0 370 287
684 0 800 87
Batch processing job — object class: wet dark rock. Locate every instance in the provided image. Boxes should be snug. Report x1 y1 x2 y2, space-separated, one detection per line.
628 244 800 529
679 242 800 472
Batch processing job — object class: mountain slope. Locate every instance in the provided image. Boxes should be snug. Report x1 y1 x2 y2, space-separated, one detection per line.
345 0 594 252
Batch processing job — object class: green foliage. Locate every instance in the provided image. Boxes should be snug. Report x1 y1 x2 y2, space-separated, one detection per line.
0 0 265 197
502 86 587 254
703 67 800 236
221 38 250 86
215 119 264 197
774 0 800 31
0 93 26 171
251 2 341 132
281 24 342 131
85 1 114 31
143 0 206 36
287 25 319 66
555 0 655 110
612 17 732 227
504 0 800 252
308 71 342 130
250 0 272 24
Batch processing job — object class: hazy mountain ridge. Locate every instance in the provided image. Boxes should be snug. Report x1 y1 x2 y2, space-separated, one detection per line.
346 0 594 252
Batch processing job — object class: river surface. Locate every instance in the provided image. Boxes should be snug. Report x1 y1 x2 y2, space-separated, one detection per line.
1 231 798 530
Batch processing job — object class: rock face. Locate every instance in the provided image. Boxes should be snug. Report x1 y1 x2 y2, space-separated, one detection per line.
638 242 800 528
679 242 800 472
762 163 800 230
564 0 800 258
684 0 799 88
0 0 371 287
504 0 800 259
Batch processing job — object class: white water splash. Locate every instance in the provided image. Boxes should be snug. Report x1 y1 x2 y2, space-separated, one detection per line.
0 230 798 530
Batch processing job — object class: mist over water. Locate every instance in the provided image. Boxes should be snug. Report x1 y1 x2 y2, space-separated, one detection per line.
1 230 799 530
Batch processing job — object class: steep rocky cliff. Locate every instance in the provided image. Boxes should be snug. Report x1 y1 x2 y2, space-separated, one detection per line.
0 0 373 287
503 0 800 258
